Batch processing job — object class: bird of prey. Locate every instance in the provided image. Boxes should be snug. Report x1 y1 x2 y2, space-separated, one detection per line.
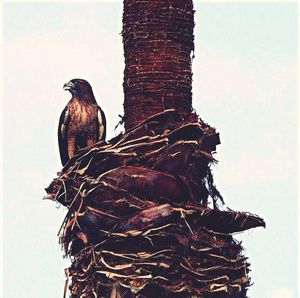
58 79 106 166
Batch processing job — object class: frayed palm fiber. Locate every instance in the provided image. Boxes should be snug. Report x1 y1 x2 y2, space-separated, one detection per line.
45 110 265 298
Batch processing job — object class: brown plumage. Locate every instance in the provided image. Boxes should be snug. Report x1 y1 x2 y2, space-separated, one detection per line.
58 79 106 166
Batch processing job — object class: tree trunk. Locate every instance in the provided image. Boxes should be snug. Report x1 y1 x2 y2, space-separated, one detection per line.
123 0 194 130
45 1 265 297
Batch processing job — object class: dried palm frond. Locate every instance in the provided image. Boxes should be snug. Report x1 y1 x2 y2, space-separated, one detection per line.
45 109 265 297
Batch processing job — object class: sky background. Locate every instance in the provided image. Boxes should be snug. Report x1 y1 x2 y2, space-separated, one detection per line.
2 1 298 298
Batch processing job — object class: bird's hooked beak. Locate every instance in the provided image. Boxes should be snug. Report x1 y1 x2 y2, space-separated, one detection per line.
63 81 75 91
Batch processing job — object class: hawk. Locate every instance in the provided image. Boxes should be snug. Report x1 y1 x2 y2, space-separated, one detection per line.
58 79 106 166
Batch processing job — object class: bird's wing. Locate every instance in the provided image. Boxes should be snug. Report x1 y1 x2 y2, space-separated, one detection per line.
97 106 106 141
58 106 70 166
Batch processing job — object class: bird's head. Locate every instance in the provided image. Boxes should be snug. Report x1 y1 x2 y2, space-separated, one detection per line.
63 79 95 101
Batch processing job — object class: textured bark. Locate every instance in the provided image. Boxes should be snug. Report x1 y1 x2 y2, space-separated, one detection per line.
123 0 194 130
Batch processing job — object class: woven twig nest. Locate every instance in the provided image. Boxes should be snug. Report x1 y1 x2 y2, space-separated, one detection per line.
45 110 265 298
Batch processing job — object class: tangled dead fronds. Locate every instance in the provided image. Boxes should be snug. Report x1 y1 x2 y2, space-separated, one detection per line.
45 110 265 297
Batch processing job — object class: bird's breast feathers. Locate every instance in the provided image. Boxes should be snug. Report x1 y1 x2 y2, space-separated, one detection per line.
68 100 98 133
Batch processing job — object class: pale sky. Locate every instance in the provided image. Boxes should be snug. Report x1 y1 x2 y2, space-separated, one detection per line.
3 2 298 298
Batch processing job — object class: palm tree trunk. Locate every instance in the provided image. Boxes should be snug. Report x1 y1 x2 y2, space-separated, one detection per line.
123 0 194 130
45 1 265 297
